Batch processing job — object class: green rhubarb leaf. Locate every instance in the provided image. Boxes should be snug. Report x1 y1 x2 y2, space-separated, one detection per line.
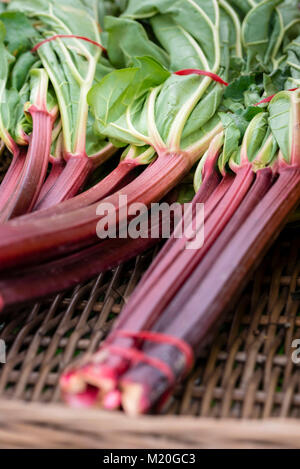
93 2 226 155
181 113 221 151
242 0 282 72
226 0 255 18
120 2 227 151
11 52 40 91
124 0 174 18
150 13 207 71
180 83 224 146
285 35 300 88
0 12 37 57
268 90 294 162
95 57 116 84
243 111 269 162
219 1 241 70
9 0 100 42
98 0 127 24
252 130 278 169
263 0 300 71
124 0 218 70
263 8 283 70
88 57 171 146
0 18 5 41
85 112 108 157
0 34 26 150
224 74 256 102
105 16 169 69
263 67 290 96
153 73 222 146
218 112 241 173
277 0 300 43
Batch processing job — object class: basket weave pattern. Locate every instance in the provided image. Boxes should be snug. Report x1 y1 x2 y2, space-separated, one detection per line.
1 161 300 447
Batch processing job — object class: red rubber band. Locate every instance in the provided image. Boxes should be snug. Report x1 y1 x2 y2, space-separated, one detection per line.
254 88 298 106
109 330 194 377
174 69 229 86
32 34 107 53
105 345 175 385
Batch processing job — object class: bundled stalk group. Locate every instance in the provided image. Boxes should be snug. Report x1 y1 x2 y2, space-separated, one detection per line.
0 0 300 415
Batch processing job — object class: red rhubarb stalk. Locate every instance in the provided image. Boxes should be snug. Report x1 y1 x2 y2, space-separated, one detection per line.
22 158 141 221
68 164 254 395
0 189 181 313
0 147 27 211
174 69 229 86
32 35 107 53
34 143 118 210
254 88 298 106
0 137 218 269
0 215 164 314
140 139 223 284
35 154 66 205
36 152 94 207
0 106 54 221
0 69 56 221
119 163 300 415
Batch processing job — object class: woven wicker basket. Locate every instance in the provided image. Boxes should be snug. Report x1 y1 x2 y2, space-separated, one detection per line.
1 161 300 449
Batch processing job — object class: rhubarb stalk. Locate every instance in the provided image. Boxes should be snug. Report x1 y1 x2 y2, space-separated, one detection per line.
0 69 56 221
27 146 155 220
0 208 174 314
117 91 300 414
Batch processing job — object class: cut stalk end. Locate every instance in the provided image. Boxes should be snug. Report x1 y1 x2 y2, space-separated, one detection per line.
121 381 150 416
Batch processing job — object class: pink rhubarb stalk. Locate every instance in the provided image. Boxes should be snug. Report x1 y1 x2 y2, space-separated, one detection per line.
0 215 164 314
0 144 211 270
64 164 254 398
23 158 142 220
0 147 27 212
0 106 54 221
119 163 298 415
34 143 117 210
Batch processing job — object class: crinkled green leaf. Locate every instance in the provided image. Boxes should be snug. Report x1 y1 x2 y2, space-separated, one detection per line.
150 14 206 71
263 67 290 96
218 112 241 172
245 112 268 161
224 74 256 101
285 35 300 87
11 52 40 91
88 57 170 146
85 113 108 157
0 12 37 56
242 0 281 71
227 0 254 18
125 0 218 69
